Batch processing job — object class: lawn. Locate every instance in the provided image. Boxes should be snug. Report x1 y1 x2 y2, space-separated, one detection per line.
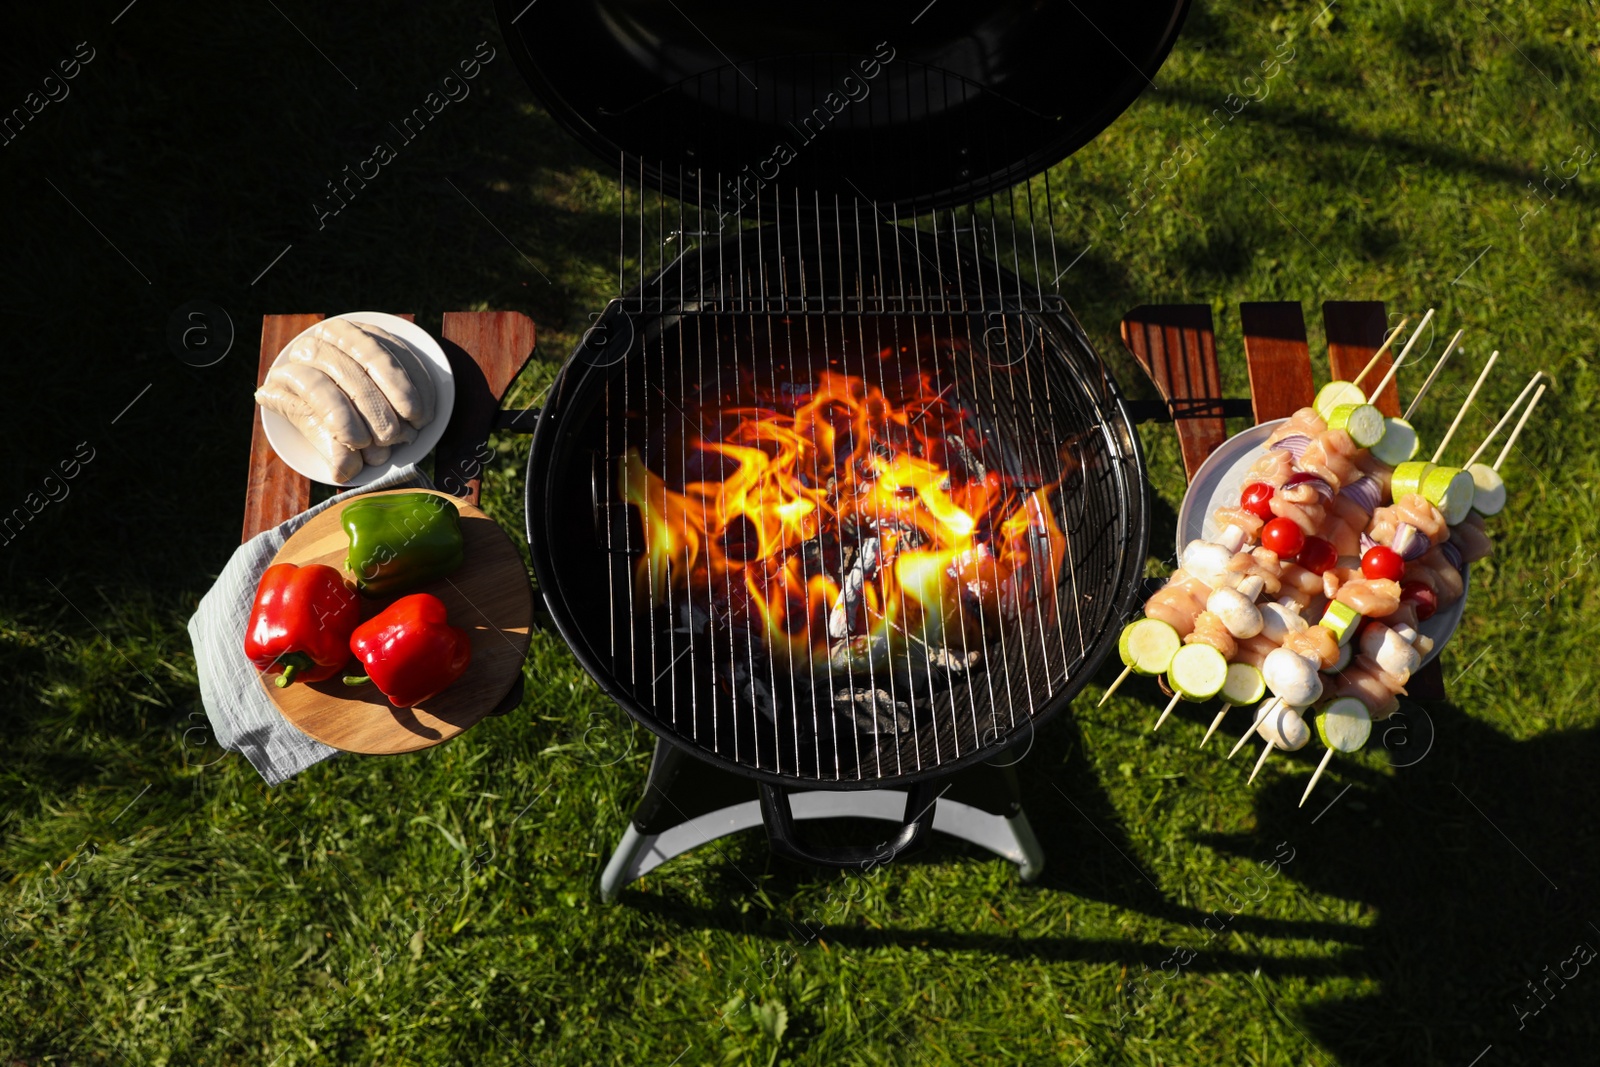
3 0 1600 1064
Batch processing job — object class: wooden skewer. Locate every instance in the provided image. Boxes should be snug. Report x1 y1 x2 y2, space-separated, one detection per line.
1099 664 1133 707
1464 373 1545 469
1248 738 1275 783
1227 698 1277 759
1367 310 1436 404
1351 318 1409 389
1494 382 1547 471
1199 706 1231 749
1402 329 1466 421
1152 690 1183 731
1299 748 1337 808
1431 350 1499 464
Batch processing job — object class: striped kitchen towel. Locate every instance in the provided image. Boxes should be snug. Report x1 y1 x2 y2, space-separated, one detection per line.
187 464 434 784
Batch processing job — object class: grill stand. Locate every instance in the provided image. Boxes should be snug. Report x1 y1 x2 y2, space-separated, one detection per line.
600 738 1044 902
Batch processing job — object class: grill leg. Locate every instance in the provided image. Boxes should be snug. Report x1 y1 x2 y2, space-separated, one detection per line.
922 762 1046 883
1007 811 1046 884
600 737 762 903
599 824 650 904
599 741 1048 899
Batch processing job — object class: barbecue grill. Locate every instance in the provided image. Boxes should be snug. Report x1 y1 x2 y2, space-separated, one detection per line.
501 0 1186 897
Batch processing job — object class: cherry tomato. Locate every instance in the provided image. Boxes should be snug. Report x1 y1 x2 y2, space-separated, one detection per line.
1401 580 1438 620
1361 545 1404 582
1297 536 1338 575
1261 517 1306 558
1240 481 1276 521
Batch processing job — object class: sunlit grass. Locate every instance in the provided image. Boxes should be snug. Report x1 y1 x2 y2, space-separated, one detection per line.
2 0 1599 1063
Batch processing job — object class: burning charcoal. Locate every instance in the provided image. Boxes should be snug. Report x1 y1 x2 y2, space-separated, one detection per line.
943 433 988 485
853 439 899 481
777 381 815 406
1012 496 1062 615
723 657 778 721
883 640 984 696
827 537 880 638
827 633 890 673
861 518 918 556
683 448 737 484
674 600 711 637
708 578 763 635
719 515 763 562
927 645 984 675
833 687 913 736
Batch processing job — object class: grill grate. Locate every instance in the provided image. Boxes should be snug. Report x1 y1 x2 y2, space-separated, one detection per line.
566 172 1142 784
619 161 1070 317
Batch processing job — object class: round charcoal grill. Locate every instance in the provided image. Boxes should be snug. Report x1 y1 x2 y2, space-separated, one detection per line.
527 216 1148 789
505 1 1179 878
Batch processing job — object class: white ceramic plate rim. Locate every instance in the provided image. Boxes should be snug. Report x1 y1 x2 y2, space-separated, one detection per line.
260 312 455 487
1174 418 1467 668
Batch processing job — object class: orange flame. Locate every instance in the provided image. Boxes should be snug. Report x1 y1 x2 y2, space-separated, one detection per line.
619 369 1069 672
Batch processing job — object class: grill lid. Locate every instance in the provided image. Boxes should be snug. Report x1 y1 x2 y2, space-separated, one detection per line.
496 0 1191 212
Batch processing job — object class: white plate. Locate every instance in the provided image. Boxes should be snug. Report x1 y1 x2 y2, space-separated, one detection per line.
1174 418 1466 667
260 312 455 487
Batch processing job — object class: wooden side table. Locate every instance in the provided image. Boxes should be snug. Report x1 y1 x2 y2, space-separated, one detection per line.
1120 299 1446 700
241 310 538 719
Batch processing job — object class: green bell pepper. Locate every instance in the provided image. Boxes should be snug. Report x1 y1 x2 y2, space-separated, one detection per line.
343 492 465 597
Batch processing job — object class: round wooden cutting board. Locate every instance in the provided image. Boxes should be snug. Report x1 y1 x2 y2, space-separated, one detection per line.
261 489 532 754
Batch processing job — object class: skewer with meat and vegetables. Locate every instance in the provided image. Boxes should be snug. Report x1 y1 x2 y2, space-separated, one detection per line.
1101 311 1548 805
1294 377 1547 805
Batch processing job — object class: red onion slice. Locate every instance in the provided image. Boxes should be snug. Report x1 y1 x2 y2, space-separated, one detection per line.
1360 532 1377 553
1284 470 1335 502
1438 540 1466 573
1391 522 1429 561
1339 476 1382 516
1270 433 1311 459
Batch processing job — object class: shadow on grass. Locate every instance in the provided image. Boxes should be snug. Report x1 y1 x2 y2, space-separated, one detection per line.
1199 700 1600 1065
614 691 1599 1065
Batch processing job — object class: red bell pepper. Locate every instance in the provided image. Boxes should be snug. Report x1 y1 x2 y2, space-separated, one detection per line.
342 593 472 708
244 563 361 687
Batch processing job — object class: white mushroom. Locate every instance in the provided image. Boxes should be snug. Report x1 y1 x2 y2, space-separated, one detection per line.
1216 525 1247 553
1206 587 1263 639
1387 623 1435 657
1359 623 1421 683
1262 647 1323 707
1259 601 1308 644
1235 574 1266 601
1182 539 1233 575
1257 703 1310 751
1180 540 1243 592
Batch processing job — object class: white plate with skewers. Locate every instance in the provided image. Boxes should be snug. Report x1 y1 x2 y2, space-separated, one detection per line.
1174 418 1466 668
258 312 455 487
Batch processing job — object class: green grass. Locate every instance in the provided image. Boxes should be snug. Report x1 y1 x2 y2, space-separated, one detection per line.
4 0 1600 1063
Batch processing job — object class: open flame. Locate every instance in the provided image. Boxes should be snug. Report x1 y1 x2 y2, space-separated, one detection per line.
618 368 1070 677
